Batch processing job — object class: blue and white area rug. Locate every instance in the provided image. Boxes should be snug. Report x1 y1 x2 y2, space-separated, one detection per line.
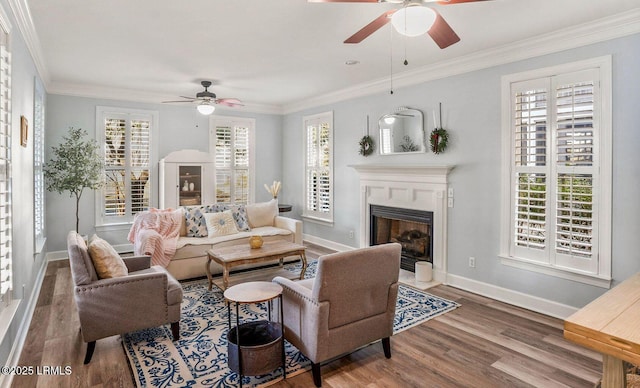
123 260 459 387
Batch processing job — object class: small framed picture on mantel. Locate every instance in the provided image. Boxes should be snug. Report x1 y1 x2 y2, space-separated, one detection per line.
20 115 28 147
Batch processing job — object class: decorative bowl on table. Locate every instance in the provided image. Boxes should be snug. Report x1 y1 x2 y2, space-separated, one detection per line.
249 235 264 249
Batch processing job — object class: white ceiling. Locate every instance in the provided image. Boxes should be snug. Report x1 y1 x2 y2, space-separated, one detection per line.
20 0 640 113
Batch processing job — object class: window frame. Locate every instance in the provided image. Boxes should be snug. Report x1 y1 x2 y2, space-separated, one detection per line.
302 111 334 224
95 107 158 227
209 116 255 204
500 56 612 288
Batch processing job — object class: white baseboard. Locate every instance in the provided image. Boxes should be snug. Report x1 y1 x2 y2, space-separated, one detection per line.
446 273 578 320
45 243 134 261
302 234 355 253
0 255 49 388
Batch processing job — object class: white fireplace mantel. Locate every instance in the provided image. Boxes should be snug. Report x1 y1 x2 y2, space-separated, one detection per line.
350 164 454 284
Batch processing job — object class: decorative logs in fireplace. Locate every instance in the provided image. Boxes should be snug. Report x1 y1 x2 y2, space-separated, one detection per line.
390 229 430 258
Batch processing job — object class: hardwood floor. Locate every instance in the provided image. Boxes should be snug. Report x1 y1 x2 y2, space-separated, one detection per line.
12 245 603 388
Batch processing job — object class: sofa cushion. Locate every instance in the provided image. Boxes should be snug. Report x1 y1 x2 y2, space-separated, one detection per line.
205 210 239 237
87 235 129 279
184 204 251 237
245 199 278 228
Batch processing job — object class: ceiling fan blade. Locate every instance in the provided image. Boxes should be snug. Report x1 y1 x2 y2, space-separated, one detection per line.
162 99 196 103
344 9 396 44
436 0 491 4
216 98 244 107
179 96 197 100
308 0 380 2
427 10 460 49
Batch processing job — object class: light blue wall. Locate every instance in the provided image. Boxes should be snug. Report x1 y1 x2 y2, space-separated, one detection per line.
45 97 283 251
281 33 640 309
0 0 48 366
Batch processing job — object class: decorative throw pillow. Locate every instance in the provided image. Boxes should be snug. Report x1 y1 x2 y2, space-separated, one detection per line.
223 204 251 231
87 235 128 279
204 210 239 237
245 199 278 228
184 205 221 237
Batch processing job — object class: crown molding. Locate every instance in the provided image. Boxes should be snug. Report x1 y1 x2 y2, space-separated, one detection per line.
47 81 284 115
8 0 50 85
282 8 640 114
11 1 639 116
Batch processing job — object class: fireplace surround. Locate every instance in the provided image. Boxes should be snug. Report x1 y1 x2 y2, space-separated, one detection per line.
350 164 453 283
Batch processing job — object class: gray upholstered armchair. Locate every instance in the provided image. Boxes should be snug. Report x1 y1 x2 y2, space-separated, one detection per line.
67 231 183 364
272 243 401 387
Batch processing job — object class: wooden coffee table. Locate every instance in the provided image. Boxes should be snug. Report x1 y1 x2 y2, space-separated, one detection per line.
206 240 307 290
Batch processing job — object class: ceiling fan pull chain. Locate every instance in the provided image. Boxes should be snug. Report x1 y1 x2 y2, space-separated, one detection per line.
390 25 394 94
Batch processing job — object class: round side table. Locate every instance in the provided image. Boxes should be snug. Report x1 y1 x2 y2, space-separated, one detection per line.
224 281 286 387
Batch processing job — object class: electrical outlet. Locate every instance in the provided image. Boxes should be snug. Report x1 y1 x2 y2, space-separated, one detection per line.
348 230 354 239
448 188 454 198
469 257 476 268
448 198 454 208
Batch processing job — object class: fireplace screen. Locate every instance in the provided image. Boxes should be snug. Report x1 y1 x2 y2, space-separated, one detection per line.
370 205 433 272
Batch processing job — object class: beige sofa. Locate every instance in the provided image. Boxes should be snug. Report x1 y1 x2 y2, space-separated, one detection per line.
166 200 302 280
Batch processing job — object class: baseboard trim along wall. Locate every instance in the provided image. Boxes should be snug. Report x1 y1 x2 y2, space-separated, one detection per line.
302 234 354 253
446 273 578 320
1 255 49 385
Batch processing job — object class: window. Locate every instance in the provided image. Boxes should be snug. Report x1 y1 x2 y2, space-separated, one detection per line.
303 111 333 223
210 116 255 204
0 10 11 309
33 78 45 252
501 57 612 286
96 107 157 225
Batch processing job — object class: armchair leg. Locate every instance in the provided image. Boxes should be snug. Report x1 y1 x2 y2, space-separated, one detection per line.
382 337 391 358
311 362 322 387
83 341 96 364
171 322 180 341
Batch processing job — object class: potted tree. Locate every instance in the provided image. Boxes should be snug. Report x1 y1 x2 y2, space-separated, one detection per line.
44 127 104 233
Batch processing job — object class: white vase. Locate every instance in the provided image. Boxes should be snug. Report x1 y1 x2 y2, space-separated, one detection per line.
182 180 189 191
189 182 195 191
415 261 433 282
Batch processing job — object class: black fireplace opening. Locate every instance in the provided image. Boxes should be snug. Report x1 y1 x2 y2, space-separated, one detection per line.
370 205 433 272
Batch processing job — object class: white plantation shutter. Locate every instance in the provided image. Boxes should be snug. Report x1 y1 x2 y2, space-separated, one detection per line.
97 109 155 224
552 71 599 272
0 35 11 306
505 61 609 279
33 79 45 250
303 112 333 222
212 118 254 204
512 80 549 262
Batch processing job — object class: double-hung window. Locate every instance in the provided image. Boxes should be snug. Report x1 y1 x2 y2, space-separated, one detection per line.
0 12 11 309
501 57 612 286
303 111 333 223
96 107 157 225
210 116 255 204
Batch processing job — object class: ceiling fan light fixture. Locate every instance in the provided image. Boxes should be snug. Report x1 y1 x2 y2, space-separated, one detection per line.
196 101 215 115
391 5 437 37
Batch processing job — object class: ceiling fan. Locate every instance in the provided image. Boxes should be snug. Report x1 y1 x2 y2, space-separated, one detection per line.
309 0 491 49
162 81 243 115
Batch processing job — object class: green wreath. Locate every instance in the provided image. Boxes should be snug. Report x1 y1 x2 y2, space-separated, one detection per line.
358 135 375 156
430 128 449 154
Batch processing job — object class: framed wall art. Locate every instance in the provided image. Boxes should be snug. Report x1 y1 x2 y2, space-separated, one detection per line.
20 115 28 147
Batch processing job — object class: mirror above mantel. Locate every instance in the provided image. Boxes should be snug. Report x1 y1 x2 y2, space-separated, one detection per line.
379 107 425 155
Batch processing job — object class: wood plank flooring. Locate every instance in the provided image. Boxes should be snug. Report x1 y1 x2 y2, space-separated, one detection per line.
12 244 603 388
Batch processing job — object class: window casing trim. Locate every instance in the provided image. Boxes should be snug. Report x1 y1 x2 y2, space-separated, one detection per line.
500 56 612 287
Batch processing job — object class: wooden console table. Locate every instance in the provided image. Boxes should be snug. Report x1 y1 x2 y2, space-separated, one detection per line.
564 273 640 388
